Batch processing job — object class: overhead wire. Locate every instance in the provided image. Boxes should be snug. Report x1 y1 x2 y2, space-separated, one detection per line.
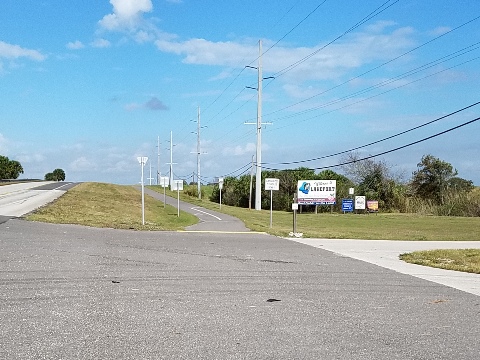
262 116 480 172
264 54 480 132
263 101 480 165
258 15 480 121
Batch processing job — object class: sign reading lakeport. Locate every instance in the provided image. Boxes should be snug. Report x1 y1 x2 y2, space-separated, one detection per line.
297 180 336 205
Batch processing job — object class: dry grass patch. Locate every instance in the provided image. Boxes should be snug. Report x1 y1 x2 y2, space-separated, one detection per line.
27 182 198 230
400 249 480 274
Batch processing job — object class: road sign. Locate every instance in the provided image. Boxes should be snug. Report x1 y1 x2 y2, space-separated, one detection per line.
265 178 280 191
171 180 184 191
137 156 148 165
159 176 169 188
342 199 354 212
218 177 224 190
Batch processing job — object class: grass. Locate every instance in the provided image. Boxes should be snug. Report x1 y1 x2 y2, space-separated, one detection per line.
148 185 480 241
400 249 480 274
27 182 198 230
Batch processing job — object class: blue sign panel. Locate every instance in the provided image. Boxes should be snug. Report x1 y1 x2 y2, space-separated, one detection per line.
342 199 354 212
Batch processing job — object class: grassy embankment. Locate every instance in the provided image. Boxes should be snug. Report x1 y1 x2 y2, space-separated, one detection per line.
27 182 198 230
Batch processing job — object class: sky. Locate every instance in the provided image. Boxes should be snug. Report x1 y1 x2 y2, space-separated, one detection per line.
1 0 479 185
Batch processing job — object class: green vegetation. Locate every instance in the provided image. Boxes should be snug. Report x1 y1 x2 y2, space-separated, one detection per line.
27 182 198 230
400 249 480 274
45 168 66 181
0 155 23 179
204 154 480 217
149 184 480 240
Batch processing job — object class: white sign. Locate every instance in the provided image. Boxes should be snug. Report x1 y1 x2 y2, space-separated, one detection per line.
292 203 299 211
265 178 280 191
355 196 366 210
171 180 184 191
297 180 336 205
218 177 224 190
159 176 169 188
137 156 148 165
349 187 355 195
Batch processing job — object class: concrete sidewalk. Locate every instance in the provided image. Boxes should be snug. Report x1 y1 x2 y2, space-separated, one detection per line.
287 238 480 297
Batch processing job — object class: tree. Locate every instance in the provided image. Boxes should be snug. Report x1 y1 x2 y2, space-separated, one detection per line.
410 154 463 204
341 152 403 210
0 155 24 179
45 168 66 181
53 168 66 181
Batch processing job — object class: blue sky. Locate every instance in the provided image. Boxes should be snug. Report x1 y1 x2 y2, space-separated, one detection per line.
1 0 479 185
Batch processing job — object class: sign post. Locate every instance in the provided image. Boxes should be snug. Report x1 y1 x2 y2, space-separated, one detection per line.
218 177 224 209
160 176 169 208
172 180 184 217
137 156 148 225
265 178 279 228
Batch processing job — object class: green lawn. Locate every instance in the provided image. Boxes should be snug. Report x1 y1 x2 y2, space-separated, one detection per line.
149 185 480 241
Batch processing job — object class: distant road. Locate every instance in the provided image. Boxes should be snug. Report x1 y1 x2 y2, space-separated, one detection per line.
0 181 77 222
143 187 250 232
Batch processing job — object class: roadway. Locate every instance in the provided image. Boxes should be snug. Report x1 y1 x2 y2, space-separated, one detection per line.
1 183 479 358
0 181 77 223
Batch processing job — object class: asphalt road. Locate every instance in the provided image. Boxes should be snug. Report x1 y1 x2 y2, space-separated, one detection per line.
143 187 250 232
0 181 76 221
1 219 479 359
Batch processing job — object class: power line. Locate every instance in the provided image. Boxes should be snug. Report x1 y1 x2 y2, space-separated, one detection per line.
264 101 480 165
262 116 480 172
259 15 480 121
265 54 480 132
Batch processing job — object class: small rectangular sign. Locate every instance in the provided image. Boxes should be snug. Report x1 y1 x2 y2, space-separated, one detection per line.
265 178 280 191
355 196 366 210
367 200 379 212
159 176 169 187
342 199 354 212
171 180 184 191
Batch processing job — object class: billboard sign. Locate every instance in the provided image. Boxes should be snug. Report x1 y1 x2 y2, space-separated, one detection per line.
297 180 336 205
355 196 366 210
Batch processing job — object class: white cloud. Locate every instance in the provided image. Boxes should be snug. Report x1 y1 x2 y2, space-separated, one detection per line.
429 26 451 36
0 133 8 152
70 156 96 172
91 38 111 48
0 41 46 61
99 0 153 31
154 22 415 83
222 142 256 156
66 40 85 50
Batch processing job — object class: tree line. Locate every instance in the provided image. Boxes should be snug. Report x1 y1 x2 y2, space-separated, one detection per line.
208 153 479 217
0 155 66 181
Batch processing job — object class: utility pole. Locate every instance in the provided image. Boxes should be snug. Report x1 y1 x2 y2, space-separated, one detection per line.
249 154 255 210
196 106 201 199
157 136 161 185
191 106 206 199
245 40 272 210
148 158 154 185
255 40 263 211
167 131 176 189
